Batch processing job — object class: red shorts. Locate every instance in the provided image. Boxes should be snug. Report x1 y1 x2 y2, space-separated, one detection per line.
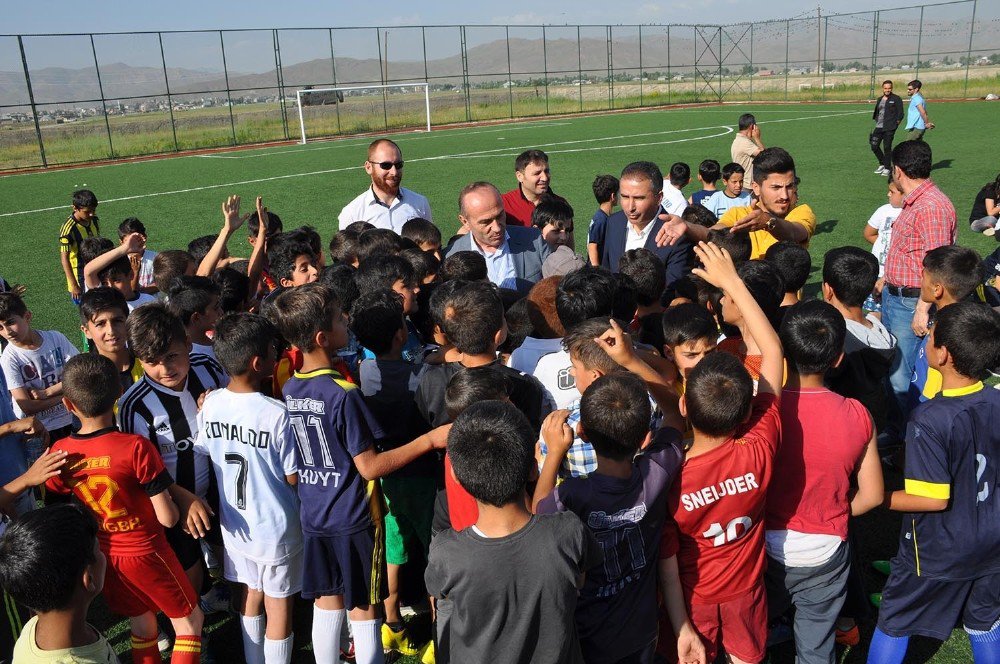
688 582 767 663
104 548 198 619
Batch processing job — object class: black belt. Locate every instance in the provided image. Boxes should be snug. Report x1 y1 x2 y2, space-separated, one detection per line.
885 283 920 298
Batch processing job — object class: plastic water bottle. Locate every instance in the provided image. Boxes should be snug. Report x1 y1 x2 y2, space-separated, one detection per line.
24 436 44 466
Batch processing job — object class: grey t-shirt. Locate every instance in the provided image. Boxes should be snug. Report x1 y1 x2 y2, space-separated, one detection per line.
425 512 602 664
875 96 887 128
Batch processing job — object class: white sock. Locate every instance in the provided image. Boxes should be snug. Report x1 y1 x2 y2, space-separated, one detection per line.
264 634 293 664
311 607 345 664
351 619 383 664
241 614 265 664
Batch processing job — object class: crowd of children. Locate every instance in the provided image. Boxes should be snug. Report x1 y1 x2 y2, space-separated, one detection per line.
0 133 997 664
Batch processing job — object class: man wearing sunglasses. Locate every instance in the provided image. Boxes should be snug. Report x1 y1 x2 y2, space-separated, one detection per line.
337 138 433 233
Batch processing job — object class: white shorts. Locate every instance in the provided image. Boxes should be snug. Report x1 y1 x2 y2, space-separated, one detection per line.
223 547 304 598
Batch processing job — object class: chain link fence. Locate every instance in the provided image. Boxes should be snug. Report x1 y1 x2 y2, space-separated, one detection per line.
1 0 996 170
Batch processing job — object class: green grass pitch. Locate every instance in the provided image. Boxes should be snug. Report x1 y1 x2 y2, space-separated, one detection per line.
1 101 998 662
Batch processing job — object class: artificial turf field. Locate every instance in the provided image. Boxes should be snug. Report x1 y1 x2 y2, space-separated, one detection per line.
2 100 999 662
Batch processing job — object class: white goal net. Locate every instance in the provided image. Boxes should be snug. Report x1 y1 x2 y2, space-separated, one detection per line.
295 83 431 144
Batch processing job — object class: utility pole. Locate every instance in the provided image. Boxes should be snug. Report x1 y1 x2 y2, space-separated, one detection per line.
383 30 390 82
817 5 822 78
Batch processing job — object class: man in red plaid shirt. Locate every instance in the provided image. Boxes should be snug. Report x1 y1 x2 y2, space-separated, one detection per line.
881 140 956 446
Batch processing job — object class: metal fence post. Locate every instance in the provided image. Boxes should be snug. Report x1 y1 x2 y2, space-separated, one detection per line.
667 25 672 105
273 30 289 141
822 17 828 100
89 35 115 158
158 33 179 152
17 36 46 167
460 26 471 122
869 12 879 99
608 26 615 109
577 26 583 112
915 5 925 78
964 0 977 97
329 29 342 135
784 20 790 101
718 27 723 103
506 26 514 119
542 26 550 116
376 28 388 131
749 23 754 101
219 31 237 146
639 26 644 107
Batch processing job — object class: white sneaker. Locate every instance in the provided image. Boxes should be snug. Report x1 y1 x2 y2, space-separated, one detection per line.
157 630 172 653
874 165 886 174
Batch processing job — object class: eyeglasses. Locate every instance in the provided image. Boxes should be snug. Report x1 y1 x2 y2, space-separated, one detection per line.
368 160 404 170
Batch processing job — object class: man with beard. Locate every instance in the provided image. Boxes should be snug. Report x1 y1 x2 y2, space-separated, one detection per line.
446 182 550 295
338 138 432 233
501 150 569 227
869 80 904 176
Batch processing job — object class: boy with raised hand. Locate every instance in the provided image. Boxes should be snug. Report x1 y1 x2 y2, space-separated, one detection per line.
766 300 884 664
47 354 204 664
195 313 301 664
118 217 159 295
59 189 101 305
667 241 783 664
270 283 450 664
83 232 158 311
79 287 145 392
868 301 1000 664
714 259 785 388
426 400 602 664
199 195 270 281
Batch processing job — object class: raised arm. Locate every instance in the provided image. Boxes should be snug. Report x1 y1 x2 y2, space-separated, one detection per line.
198 195 249 277
245 196 269 301
83 233 145 289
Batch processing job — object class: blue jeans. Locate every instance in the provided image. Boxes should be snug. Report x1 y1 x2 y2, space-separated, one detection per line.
881 291 921 444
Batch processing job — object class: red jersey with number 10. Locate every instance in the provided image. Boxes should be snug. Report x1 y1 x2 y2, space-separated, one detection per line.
46 427 173 557
667 394 779 604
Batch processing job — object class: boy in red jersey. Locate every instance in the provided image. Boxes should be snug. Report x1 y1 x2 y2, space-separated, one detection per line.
665 241 783 664
46 354 204 664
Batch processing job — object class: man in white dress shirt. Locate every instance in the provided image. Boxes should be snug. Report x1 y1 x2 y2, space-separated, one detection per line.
337 138 432 233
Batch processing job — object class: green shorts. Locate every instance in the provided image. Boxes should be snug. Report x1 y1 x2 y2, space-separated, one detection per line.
906 128 926 141
381 476 436 565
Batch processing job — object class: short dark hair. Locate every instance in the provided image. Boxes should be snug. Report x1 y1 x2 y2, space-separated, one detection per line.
78 286 128 324
500 297 532 356
187 235 217 266
514 149 549 172
721 162 746 181
429 279 469 331
447 400 533 507
269 283 341 352
166 276 220 326
153 250 194 294
126 303 187 362
317 263 360 314
932 301 1000 380
923 245 983 301
669 162 691 187
400 218 441 247
442 282 504 355
445 366 509 421
592 174 619 204
349 290 405 356
892 140 932 179
98 255 133 285
705 229 751 266
79 237 114 267
63 354 120 416
662 303 718 347
698 159 721 183
682 204 719 229
268 240 317 284
117 217 146 239
764 241 812 293
556 266 617 329
531 198 574 232
213 267 250 313
345 221 376 234
440 251 488 282
0 504 98 612
738 113 757 131
72 189 98 210
619 249 665 307
620 161 664 194
752 147 796 185
685 352 753 436
563 317 618 374
248 209 283 239
779 300 846 375
0 292 28 320
882 79 894 86
822 247 879 307
212 313 278 376
908 79 922 90
356 254 415 294
292 226 323 259
400 248 439 285
580 373 651 461
356 228 404 264
737 260 785 325
328 229 361 266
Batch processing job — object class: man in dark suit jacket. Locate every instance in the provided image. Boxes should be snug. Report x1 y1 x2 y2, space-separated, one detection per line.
601 161 692 292
446 181 550 295
870 80 904 176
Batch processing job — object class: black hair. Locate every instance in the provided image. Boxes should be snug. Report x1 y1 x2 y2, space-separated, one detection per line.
447 400 533 507
292 226 323 259
580 373 651 461
669 162 691 187
349 290 405 357
78 237 114 267
345 221 376 234
531 198 575 232
721 162 746 181
685 351 753 436
63 354 120 416
698 159 721 183
612 272 639 323
499 297 532 357
592 174 619 204
356 228 404 265
822 247 879 308
72 190 98 210
442 282 504 355
923 244 983 301
126 303 188 362
736 260 785 327
752 147 796 185
400 218 442 247
682 204 719 229
429 279 469 331
318 263 360 314
514 149 549 172
637 312 665 349
269 283 342 352
186 235 218 266
662 303 718 347
907 79 922 90
445 366 509 421
166 275 220 326
764 241 812 294
440 251 488 282
248 209 283 238
932 302 1000 380
400 248 439 286
555 266 617 329
213 267 250 313
153 250 194 294
779 299 846 375
213 313 279 376
410 282 439 342
618 249 665 307
0 292 28 320
738 113 757 131
268 240 317 285
78 286 128 325
0 504 99 612
562 317 618 374
328 229 362 266
620 161 664 194
882 79 894 86
891 140 932 179
705 229 751 266
98 255 133 285
355 254 416 294
117 217 147 239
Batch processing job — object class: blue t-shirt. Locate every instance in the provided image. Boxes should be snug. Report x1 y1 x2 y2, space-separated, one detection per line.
907 92 926 130
588 209 610 246
690 189 715 207
282 367 386 535
908 336 941 408
897 383 1000 580
0 372 32 517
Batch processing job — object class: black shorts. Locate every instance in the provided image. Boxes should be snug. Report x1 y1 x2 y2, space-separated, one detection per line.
302 523 387 609
165 524 204 571
877 564 1000 640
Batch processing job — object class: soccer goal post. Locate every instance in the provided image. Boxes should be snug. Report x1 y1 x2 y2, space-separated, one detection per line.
295 82 431 144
